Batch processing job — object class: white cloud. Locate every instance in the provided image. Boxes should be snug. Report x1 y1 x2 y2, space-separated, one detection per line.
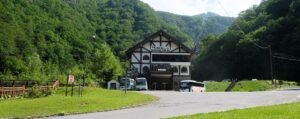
140 0 262 17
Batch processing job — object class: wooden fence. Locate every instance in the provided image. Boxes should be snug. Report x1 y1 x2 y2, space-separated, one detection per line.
0 80 60 97
0 86 26 97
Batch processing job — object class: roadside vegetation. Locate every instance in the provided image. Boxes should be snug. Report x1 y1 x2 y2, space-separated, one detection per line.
232 80 299 92
168 101 300 119
205 81 230 92
0 88 156 118
205 80 299 92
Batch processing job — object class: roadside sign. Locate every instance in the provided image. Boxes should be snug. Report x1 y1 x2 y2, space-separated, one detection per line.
68 75 74 83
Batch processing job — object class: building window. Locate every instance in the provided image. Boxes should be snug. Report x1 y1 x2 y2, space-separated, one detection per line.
172 66 178 73
143 66 149 74
181 67 188 73
143 55 150 60
152 54 190 62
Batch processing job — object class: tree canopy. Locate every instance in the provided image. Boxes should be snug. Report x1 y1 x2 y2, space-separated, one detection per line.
193 0 300 82
0 0 185 84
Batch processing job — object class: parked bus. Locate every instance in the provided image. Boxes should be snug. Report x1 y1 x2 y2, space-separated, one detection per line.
135 77 148 90
179 80 205 92
119 77 135 90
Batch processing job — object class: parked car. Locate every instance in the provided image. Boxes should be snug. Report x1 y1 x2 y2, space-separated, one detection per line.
135 77 148 90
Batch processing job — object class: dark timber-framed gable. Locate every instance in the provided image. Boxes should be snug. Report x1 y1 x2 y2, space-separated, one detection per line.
126 30 193 57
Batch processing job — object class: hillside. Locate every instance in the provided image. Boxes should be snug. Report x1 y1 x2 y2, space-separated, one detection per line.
157 11 235 51
0 0 193 83
0 0 240 83
193 0 300 81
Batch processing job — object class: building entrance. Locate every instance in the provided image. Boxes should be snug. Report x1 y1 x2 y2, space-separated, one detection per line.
149 72 173 90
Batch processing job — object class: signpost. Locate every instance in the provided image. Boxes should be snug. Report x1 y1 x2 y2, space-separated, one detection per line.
69 75 75 96
68 75 74 83
66 74 75 96
65 73 84 97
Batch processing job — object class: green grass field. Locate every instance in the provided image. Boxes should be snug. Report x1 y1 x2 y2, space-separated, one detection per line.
231 80 273 92
205 80 299 92
0 88 156 118
205 81 231 92
168 101 300 119
232 80 299 92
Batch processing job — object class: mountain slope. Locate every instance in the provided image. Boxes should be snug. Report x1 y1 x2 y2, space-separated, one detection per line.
0 0 193 83
193 0 300 81
0 0 245 84
157 11 235 51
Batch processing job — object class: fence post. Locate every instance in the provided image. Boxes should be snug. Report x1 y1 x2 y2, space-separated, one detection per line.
78 78 81 97
71 81 74 96
81 77 85 96
66 75 69 96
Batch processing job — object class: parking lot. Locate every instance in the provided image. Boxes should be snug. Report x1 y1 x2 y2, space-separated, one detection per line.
48 90 300 119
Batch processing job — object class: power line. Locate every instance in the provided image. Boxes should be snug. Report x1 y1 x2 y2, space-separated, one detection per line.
216 0 232 20
273 52 300 62
216 0 269 50
250 40 270 49
273 55 300 62
216 0 244 33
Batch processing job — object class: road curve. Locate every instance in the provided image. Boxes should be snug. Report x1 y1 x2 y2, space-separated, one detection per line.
45 90 300 119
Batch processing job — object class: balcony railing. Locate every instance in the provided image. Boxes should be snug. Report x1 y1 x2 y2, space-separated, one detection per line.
150 63 172 72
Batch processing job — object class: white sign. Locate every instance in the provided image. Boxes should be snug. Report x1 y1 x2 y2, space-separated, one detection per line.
151 46 170 52
68 75 74 83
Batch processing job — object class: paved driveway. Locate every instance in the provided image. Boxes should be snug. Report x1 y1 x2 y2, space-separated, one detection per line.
47 90 300 119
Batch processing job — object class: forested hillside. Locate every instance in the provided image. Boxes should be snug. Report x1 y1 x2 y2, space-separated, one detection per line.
193 0 300 81
158 12 234 51
0 0 193 84
0 0 237 84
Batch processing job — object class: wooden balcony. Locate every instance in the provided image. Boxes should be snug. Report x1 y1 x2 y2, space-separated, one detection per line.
150 63 173 72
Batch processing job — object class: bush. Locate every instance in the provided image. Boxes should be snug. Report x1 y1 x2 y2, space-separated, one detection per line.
26 85 52 98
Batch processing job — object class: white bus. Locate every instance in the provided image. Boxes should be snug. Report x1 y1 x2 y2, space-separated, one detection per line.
179 80 205 92
135 77 148 91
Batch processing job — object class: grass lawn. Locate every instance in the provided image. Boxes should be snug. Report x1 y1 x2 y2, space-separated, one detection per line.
168 101 300 119
232 80 299 92
205 80 299 92
0 87 156 118
205 81 231 92
231 80 272 92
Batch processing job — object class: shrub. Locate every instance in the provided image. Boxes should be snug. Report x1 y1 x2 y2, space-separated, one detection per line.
26 85 52 98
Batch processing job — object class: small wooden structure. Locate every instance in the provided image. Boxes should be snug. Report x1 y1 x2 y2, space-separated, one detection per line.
107 80 120 89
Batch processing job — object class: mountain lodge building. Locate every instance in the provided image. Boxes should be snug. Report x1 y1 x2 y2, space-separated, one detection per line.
126 30 193 90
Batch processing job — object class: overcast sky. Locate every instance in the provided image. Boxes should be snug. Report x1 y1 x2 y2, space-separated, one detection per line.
140 0 262 17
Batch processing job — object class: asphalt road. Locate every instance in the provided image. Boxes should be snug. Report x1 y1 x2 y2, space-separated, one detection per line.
47 90 300 119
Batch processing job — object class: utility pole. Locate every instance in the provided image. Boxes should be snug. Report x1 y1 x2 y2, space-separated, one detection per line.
268 46 275 88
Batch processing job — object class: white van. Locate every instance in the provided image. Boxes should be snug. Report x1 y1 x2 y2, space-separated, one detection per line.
135 77 148 90
119 77 135 90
